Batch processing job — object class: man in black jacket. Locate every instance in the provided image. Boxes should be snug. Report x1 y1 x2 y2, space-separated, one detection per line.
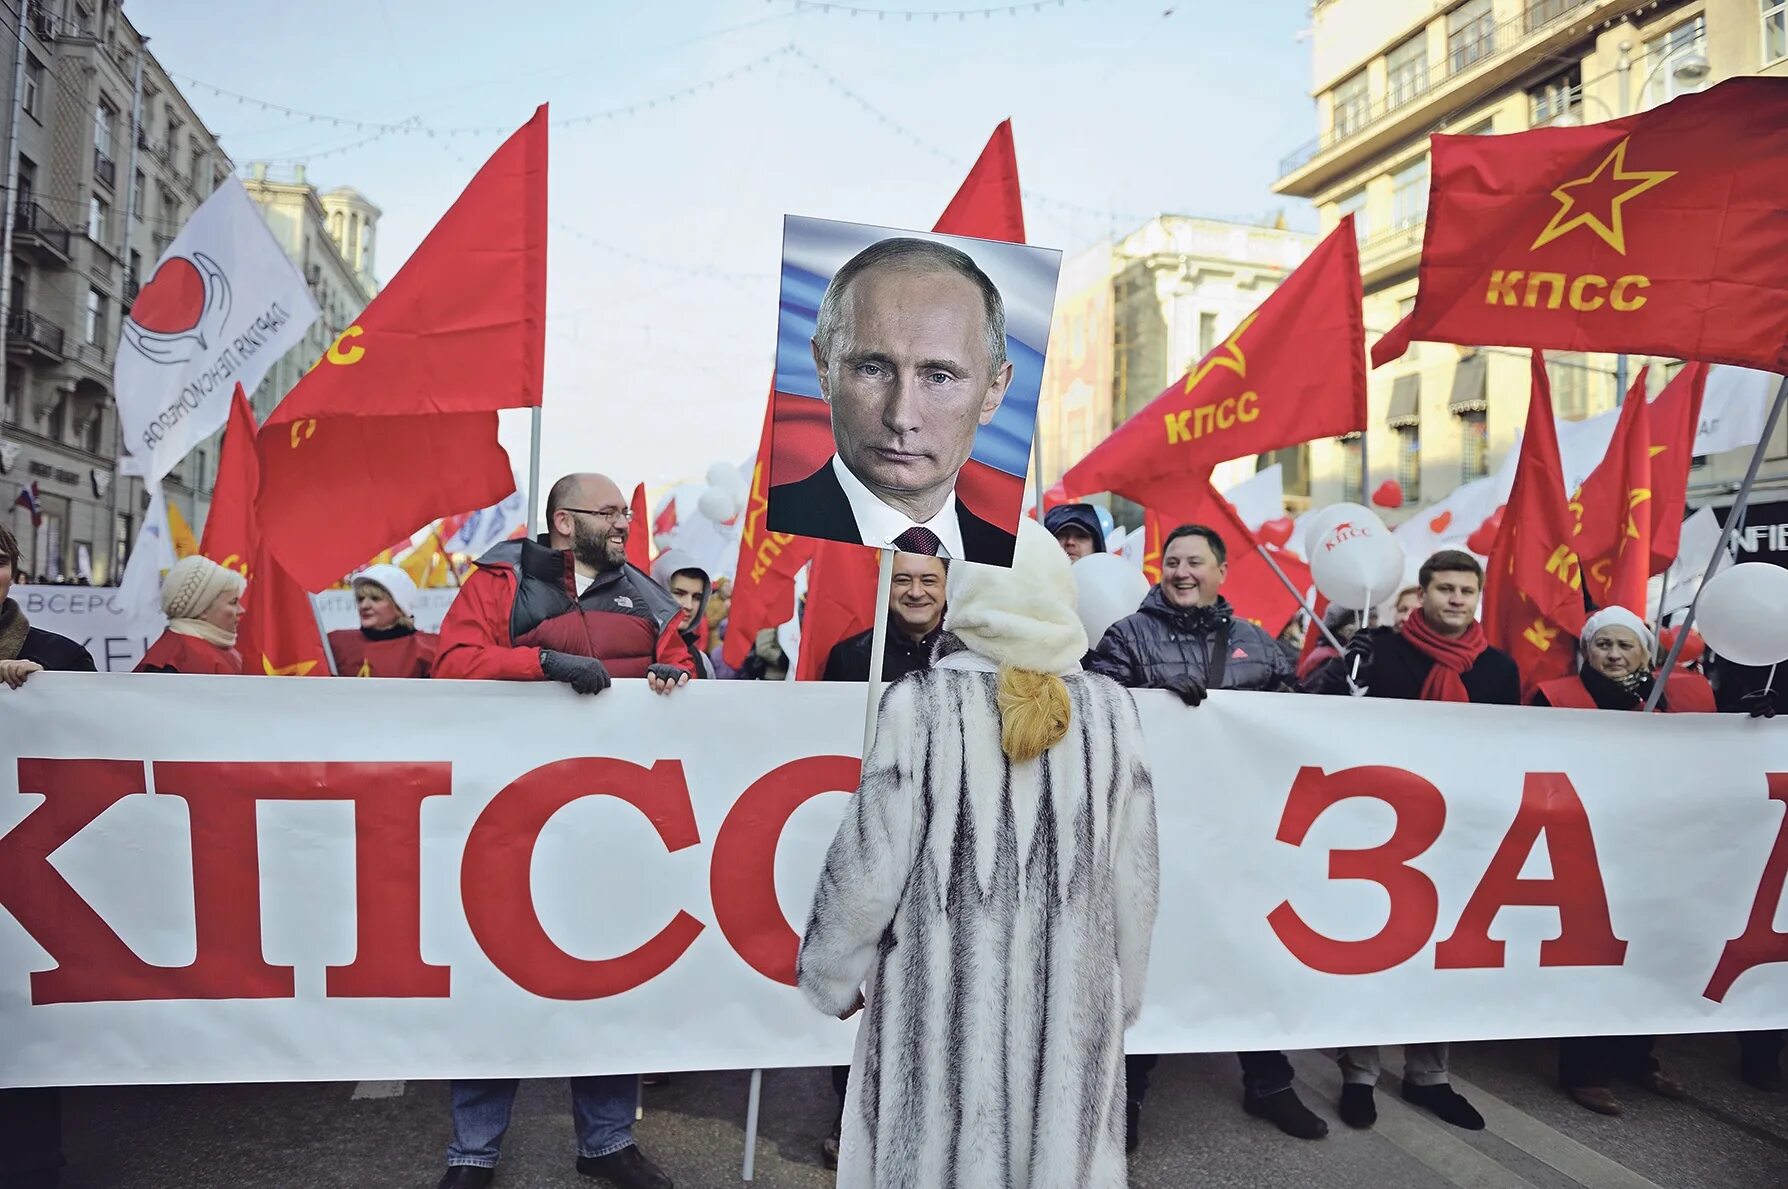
1043 503 1106 559
0 523 94 1189
1086 524 1325 1148
1323 549 1511 1133
822 553 947 682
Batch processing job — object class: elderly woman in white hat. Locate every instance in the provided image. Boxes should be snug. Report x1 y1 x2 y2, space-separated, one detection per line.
797 519 1160 1189
1530 605 1715 1115
136 555 247 674
328 562 438 679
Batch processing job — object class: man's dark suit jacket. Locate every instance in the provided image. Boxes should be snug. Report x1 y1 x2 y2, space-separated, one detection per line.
767 459 1017 567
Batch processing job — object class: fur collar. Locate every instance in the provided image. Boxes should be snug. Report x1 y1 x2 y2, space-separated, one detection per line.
0 598 27 661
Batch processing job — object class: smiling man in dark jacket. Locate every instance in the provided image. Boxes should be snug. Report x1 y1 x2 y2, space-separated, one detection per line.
1085 523 1320 1149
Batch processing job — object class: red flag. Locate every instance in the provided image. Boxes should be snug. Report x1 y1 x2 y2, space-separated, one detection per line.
1644 362 1708 575
1484 353 1587 694
652 492 679 541
1374 79 1788 372
258 107 547 589
626 483 652 571
1572 371 1653 615
725 121 1028 667
199 384 330 676
1066 220 1365 505
794 541 882 682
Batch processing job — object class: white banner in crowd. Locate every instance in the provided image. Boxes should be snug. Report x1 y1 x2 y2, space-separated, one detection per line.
111 178 320 484
2 677 1784 1088
10 585 463 671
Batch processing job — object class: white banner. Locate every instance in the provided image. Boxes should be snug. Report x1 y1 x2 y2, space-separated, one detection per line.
12 585 463 671
112 177 319 483
3 678 1785 1087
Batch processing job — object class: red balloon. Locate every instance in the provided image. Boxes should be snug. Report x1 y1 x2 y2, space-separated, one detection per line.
1371 479 1404 509
1257 516 1295 548
1465 506 1505 556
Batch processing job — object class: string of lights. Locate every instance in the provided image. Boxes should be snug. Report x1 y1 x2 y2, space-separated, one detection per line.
780 0 1080 18
255 120 427 164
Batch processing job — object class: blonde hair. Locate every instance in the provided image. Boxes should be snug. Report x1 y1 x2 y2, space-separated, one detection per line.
997 665 1072 764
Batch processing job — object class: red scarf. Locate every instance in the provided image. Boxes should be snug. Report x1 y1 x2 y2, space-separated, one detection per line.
1399 609 1488 703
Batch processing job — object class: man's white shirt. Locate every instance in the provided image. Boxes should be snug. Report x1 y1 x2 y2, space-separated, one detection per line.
831 455 965 558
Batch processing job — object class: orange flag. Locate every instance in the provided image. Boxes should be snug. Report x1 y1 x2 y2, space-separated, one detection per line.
1066 220 1365 506
199 384 331 676
724 120 1029 670
626 483 652 572
1484 353 1587 694
258 107 547 589
1572 371 1653 616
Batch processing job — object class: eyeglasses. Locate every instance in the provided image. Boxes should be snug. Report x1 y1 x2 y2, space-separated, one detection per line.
557 506 633 521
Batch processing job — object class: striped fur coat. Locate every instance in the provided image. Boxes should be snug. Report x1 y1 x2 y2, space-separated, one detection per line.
797 653 1160 1188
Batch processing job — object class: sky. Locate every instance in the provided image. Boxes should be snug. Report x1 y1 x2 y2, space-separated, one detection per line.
136 0 1320 496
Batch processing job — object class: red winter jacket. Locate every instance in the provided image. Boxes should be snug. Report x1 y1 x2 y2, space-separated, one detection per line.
1532 670 1716 713
135 629 245 675
434 537 694 681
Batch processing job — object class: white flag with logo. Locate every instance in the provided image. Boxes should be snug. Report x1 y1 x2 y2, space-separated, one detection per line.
112 177 318 483
1695 365 1778 457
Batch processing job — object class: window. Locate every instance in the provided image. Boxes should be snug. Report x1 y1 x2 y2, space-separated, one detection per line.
1397 425 1422 502
1259 446 1311 499
1768 0 1788 65
1332 70 1370 139
1392 157 1429 229
1447 0 1496 74
132 169 145 217
87 194 107 241
1529 67 1581 126
1549 351 1589 418
1335 187 1369 243
22 56 43 119
1459 409 1488 480
94 100 114 159
1199 312 1218 357
85 288 103 345
128 248 141 288
1386 33 1429 109
15 156 33 208
4 369 22 424
1645 17 1707 107
1341 433 1364 502
1527 0 1577 32
48 394 67 441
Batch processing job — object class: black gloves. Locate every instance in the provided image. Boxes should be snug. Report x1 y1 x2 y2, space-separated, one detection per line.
540 649 611 695
646 663 690 686
1160 672 1208 708
1741 689 1778 720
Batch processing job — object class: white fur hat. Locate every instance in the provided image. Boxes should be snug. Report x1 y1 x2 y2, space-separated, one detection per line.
944 518 1087 673
160 555 246 621
1582 605 1654 658
353 563 418 618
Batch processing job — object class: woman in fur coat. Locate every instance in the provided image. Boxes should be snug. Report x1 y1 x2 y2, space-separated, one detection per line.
797 519 1160 1189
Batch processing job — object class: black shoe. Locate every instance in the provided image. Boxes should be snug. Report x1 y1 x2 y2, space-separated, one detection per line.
438 1169 495 1189
1242 1087 1328 1139
1740 1056 1783 1092
1402 1082 1485 1130
1125 1100 1141 1153
576 1145 673 1189
1339 1083 1377 1129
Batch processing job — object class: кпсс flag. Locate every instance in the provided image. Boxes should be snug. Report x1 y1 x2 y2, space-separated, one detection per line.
258 107 547 589
1374 78 1788 372
1066 219 1365 508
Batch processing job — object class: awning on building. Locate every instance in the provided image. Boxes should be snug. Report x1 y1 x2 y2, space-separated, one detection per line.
1387 373 1421 428
1448 353 1488 415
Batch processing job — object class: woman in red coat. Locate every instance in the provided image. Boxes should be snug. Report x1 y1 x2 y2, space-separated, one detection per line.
135 555 247 674
327 563 438 678
1530 606 1713 1116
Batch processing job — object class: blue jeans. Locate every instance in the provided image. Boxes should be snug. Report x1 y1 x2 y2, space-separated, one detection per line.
446 1076 638 1168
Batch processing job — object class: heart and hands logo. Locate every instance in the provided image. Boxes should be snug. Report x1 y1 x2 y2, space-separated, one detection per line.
120 252 233 365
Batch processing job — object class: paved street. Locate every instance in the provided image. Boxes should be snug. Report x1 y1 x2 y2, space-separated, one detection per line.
55 1035 1787 1188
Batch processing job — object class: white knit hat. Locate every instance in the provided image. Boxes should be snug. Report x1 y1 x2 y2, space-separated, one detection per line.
353 563 419 618
160 555 246 621
945 518 1087 673
1581 605 1654 659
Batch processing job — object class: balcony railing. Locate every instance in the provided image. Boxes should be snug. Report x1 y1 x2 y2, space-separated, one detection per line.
6 310 67 359
94 149 116 189
1279 0 1597 176
13 200 72 259
1359 218 1427 273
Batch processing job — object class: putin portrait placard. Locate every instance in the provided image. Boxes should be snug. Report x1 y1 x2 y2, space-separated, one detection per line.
765 216 1062 568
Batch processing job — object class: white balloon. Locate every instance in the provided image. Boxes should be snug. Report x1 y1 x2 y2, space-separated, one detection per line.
696 486 738 524
1302 502 1378 560
1309 512 1405 609
1696 562 1788 666
1072 552 1150 648
706 461 748 498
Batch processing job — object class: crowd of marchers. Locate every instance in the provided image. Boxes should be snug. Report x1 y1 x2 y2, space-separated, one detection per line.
0 480 1782 1189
